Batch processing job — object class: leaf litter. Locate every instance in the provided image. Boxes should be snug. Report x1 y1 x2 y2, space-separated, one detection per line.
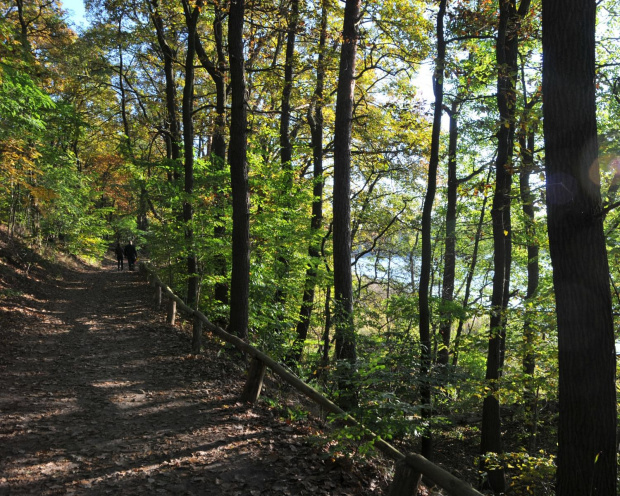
0 242 389 495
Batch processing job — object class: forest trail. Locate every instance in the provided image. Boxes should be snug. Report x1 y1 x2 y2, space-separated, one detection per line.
0 251 386 495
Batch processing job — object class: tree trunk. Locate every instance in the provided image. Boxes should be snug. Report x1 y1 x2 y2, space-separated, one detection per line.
15 0 32 58
280 0 298 170
211 5 229 313
228 0 250 341
272 0 301 333
149 0 181 181
542 1 617 493
117 16 132 159
437 99 458 366
451 168 492 368
290 0 328 364
518 125 539 450
480 1 530 491
333 0 360 363
116 16 149 233
418 0 447 460
332 0 361 407
181 0 201 309
195 3 229 318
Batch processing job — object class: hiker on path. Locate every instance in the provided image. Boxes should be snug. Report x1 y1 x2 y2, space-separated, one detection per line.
124 241 138 271
115 242 124 271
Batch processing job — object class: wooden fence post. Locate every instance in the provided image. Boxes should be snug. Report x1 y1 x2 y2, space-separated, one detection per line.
241 357 267 403
167 298 176 325
192 314 203 354
388 459 422 496
155 285 162 308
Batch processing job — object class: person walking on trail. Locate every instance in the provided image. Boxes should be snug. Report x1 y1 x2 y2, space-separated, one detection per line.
124 241 138 271
115 242 124 271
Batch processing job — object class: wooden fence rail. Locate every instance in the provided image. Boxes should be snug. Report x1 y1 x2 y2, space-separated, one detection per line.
140 264 483 496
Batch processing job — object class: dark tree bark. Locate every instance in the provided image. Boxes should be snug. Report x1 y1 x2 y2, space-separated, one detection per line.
272 0 301 332
542 1 617 494
181 0 202 309
316 227 334 377
228 0 250 341
116 15 149 232
149 0 181 181
195 3 229 318
280 0 299 170
518 117 539 450
117 17 132 158
418 0 447 460
519 159 538 377
333 0 361 368
480 1 530 492
332 0 361 409
289 0 328 364
15 0 32 57
437 99 459 366
321 284 332 365
211 6 228 311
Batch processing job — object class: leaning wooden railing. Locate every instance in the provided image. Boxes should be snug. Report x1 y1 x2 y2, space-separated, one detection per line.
140 263 483 496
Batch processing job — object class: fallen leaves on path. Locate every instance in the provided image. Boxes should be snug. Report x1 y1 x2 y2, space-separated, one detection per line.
0 238 388 495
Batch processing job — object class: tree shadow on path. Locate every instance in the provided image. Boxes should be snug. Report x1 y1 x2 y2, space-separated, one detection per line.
0 255 385 495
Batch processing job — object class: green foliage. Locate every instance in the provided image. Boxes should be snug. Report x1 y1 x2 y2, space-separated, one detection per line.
38 163 112 259
0 64 55 135
325 419 377 458
481 451 556 496
284 405 310 423
146 218 187 289
111 216 140 243
314 332 429 442
259 395 310 423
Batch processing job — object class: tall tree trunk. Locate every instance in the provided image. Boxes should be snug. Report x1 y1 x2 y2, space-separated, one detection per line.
333 0 361 407
280 0 298 170
181 0 201 309
290 0 328 364
117 16 148 232
518 124 539 450
212 5 228 312
480 1 530 492
149 0 181 181
437 99 459 366
15 0 32 58
542 1 617 493
272 0 301 332
418 0 447 460
195 3 229 319
118 17 132 158
228 0 250 341
322 284 331 365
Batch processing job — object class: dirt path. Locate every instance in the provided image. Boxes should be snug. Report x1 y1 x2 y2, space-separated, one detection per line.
0 254 386 495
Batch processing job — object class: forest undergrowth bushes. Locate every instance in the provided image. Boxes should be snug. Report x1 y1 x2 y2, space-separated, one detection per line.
143 247 563 494
310 314 561 494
